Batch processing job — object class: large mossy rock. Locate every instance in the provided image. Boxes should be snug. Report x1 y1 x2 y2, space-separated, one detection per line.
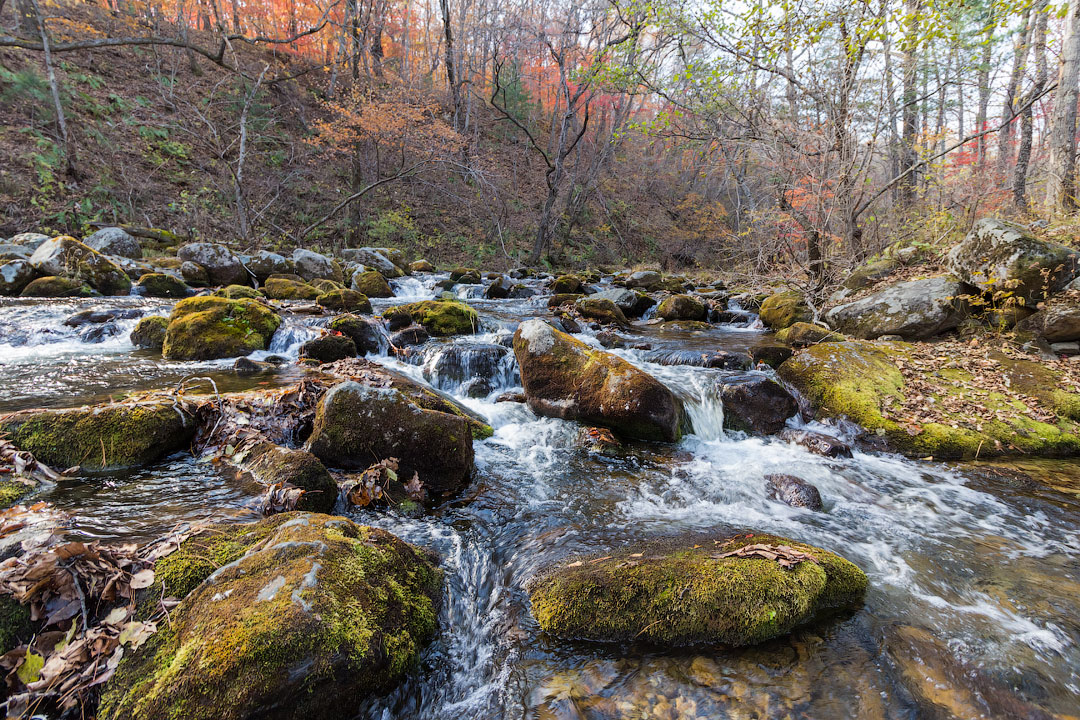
28 236 131 295
656 294 707 321
130 315 169 350
591 288 655 318
383 300 477 336
512 318 681 442
774 322 843 346
0 400 195 470
134 272 191 298
575 296 629 326
351 269 394 298
99 513 441 720
328 314 384 355
241 442 338 513
759 291 812 330
778 340 1080 458
624 269 662 291
842 257 900 291
263 276 320 300
529 532 867 647
316 288 371 313
825 276 969 340
307 381 475 496
946 218 1080 302
162 297 281 361
177 243 248 286
20 275 88 297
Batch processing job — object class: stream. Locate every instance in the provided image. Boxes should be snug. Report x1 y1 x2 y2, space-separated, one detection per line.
1 274 1078 719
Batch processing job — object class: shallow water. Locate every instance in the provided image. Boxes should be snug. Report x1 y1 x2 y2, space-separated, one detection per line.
1 280 1078 719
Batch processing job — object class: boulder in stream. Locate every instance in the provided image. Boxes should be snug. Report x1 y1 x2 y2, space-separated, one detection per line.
719 376 798 435
29 236 131 295
351 269 394 298
759 291 812 330
513 318 682 442
84 227 141 259
316 288 371 313
162 296 281 361
133 272 191 298
328 314 384 355
529 532 867 647
241 442 339 513
591 287 655 318
575 296 630 327
656 294 707 321
776 428 853 458
99 512 441 720
130 315 169 350
19 275 89 297
177 242 248 286
300 334 357 363
550 274 583 294
291 248 342 283
383 300 478 336
765 474 824 510
775 321 844 346
263 276 321 300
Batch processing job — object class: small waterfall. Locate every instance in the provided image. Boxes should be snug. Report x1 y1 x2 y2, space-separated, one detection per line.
390 276 433 300
265 318 321 358
726 297 763 329
411 342 518 396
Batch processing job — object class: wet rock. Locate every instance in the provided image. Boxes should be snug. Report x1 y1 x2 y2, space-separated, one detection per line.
776 428 853 458
825 276 969 340
595 330 624 348
656 294 707 321
591 288 655 318
307 381 476 495
300 334 357 363
409 259 435 273
233 356 273 374
550 275 583 294
552 313 582 334
528 532 867 647
130 316 169 350
547 293 583 308
644 349 750 370
575 297 630 327
99 513 441 720
390 325 431 347
134 272 191 298
291 248 342 283
84 227 141 259
340 247 403 278
245 250 293 282
316 288 371 313
946 218 1080 302
484 275 514 299
263 276 321 300
0 400 195 471
29 236 131 295
775 321 844 346
351 269 394 298
719 376 798 435
383 300 478 336
759 291 812 330
575 426 622 455
162 297 281 361
0 259 38 295
80 321 124 343
749 343 794 368
328 314 384 355
214 284 262 299
1015 294 1080 342
242 443 338 513
20 275 89 297
508 284 539 299
177 242 248 286
423 343 509 390
449 267 481 284
513 318 682 442
765 474 824 510
497 391 527 403
624 270 662 291
310 278 344 293
460 378 492 398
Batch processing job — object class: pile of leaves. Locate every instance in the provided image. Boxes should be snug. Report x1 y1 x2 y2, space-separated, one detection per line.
338 457 425 509
318 358 399 389
711 542 821 569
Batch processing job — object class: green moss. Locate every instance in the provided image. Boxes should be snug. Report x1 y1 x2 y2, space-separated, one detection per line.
759 291 812 330
351 270 393 298
162 296 281 361
309 278 344 293
20 275 90 297
0 596 32 655
243 443 338 513
0 479 34 509
213 284 260 299
130 315 169 350
262 277 320 300
775 322 843 346
576 297 630 326
547 293 584 308
316 289 371 313
655 294 706 322
135 273 190 298
529 533 866 647
551 275 582 294
383 300 478 336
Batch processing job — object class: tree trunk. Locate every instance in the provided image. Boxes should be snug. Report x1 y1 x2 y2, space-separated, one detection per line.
1014 1 1048 209
899 0 921 205
998 6 1032 170
30 0 77 180
1048 0 1080 213
975 8 994 166
439 0 462 128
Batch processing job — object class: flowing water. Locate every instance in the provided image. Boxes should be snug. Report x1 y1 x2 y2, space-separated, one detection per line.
1 278 1078 719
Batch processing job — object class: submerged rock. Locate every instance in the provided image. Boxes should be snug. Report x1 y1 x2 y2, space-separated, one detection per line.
383 300 477 336
513 318 681 442
29 236 131 295
130 316 169 350
162 297 281 361
177 242 247 286
719 376 798 435
307 381 475 496
645 349 749 370
759 291 812 330
825 276 968 340
100 513 441 720
529 533 867 647
765 474 824 510
0 400 195 470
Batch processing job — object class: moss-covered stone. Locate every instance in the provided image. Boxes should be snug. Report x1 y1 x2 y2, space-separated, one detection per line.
242 442 338 513
0 479 35 509
262 277 320 300
759 291 812 330
134 272 190 298
547 293 584 309
656 294 707 321
0 596 32 655
0 400 196 470
130 315 169 350
382 300 477 336
575 297 630 327
513 318 682 442
775 322 844 346
449 267 479 283
551 275 583 294
409 260 435 273
162 297 281 361
100 513 442 720
20 275 90 297
309 278 345 293
213 284 261 299
351 270 394 298
316 288 371 313
28 236 131 295
529 532 867 647
327 314 383 355
300 334 357 363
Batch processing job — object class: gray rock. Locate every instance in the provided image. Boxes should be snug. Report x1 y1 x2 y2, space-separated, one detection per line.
245 250 293 282
179 260 210 286
484 275 514 299
825 276 968 340
765 474 824 510
8 232 50 250
1051 341 1080 354
292 248 341 282
719 376 798 435
339 247 403 278
624 270 662 291
177 243 247 286
1016 295 1080 342
0 244 30 261
591 288 655 318
0 259 37 296
29 237 131 295
946 218 1079 302
84 227 141 259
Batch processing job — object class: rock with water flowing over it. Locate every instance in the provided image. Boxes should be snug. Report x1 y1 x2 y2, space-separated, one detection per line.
575 296 630 327
99 513 441 720
84 227 142 259
383 300 478 336
423 343 511 391
162 296 281 360
307 381 476 496
0 399 195 471
177 242 248 286
946 218 1079 302
765 474 824 510
656 294 707 321
528 532 867 647
825 276 969 340
0 259 37 295
759 291 812 330
719 376 798 435
29 236 131 295
350 269 394 298
1015 293 1080 342
291 248 342 283
513 318 682 442
776 427 853 458
130 316 169 350
133 272 191 298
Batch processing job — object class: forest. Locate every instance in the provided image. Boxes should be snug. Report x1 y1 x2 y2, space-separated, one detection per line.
0 1 1079 719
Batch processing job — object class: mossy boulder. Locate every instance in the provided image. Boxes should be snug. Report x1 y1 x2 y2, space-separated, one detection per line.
383 300 477 336
163 297 281 361
825 276 969 340
130 315 169 350
409 259 435 273
547 293 584 309
177 243 247 286
351 269 394 298
134 272 191 298
759 291 812 330
241 442 338 513
656 294 707 321
214 284 262 299
528 532 867 647
550 274 583 294
300 334 357 363
28 236 131 295
317 288 371 313
513 318 682 442
309 278 344 293
449 267 480 283
0 400 195 471
100 513 441 720
842 257 900 291
624 269 662 291
19 275 89 297
262 276 321 300
775 322 844 346
307 381 476 496
778 341 1080 458
328 314 384 355
591 288 655 318
575 297 630 327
